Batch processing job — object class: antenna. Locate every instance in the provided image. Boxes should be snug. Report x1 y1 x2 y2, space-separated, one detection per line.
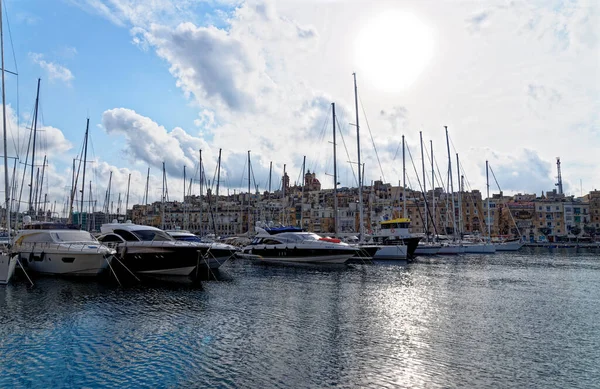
555 157 563 195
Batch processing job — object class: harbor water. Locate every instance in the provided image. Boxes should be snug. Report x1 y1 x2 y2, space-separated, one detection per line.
1 249 599 388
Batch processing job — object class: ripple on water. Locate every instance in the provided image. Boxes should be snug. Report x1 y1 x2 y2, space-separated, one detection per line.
1 252 600 388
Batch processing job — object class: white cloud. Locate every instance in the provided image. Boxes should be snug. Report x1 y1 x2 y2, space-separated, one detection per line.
29 53 74 84
67 0 599 198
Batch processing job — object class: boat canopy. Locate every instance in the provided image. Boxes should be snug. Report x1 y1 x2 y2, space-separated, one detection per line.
379 218 411 229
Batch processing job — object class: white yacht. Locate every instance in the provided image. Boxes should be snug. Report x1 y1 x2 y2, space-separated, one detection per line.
13 222 115 277
494 240 524 251
98 222 237 280
241 227 359 264
369 218 421 258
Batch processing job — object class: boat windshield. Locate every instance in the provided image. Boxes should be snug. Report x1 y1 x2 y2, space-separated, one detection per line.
279 232 322 242
51 231 98 243
132 229 174 242
172 235 202 242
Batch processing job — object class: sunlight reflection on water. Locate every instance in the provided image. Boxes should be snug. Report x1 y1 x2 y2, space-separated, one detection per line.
1 250 599 388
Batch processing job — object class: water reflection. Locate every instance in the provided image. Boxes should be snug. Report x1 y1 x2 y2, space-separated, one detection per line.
1 253 599 388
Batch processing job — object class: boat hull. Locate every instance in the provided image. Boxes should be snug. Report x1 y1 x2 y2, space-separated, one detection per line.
372 245 407 260
0 254 16 284
114 244 235 279
245 245 356 264
437 245 462 255
494 241 524 251
464 244 496 254
415 244 442 255
18 250 111 276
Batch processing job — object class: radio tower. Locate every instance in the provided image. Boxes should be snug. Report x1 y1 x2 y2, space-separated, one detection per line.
556 157 563 195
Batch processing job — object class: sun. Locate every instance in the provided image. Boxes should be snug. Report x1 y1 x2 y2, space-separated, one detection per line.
355 11 434 92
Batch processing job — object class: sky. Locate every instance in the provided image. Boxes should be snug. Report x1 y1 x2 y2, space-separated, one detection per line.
0 0 598 215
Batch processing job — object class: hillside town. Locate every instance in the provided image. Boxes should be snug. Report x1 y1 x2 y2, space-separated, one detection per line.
105 170 600 244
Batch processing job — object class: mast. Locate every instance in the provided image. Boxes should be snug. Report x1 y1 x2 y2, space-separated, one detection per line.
420 131 428 240
402 135 407 218
105 171 112 218
353 73 364 241
144 168 150 205
486 160 491 241
125 173 131 220
431 140 435 238
282 163 286 225
161 162 166 229
183 165 186 230
28 79 41 215
37 155 46 216
215 149 221 234
0 1 9 236
300 155 306 229
268 161 272 194
199 150 203 235
117 193 121 218
456 153 462 237
445 126 457 241
88 181 92 230
332 102 339 236
80 119 89 222
248 150 251 233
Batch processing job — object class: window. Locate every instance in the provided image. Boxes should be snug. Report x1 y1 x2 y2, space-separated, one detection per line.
98 234 124 243
132 229 173 242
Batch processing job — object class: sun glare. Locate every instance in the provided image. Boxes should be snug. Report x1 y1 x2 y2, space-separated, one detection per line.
355 11 434 92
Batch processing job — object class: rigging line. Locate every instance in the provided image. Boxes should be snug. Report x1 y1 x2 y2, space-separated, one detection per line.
488 164 502 192
311 108 331 173
250 160 258 193
334 114 358 187
239 156 247 190
2 0 20 158
406 142 438 236
358 93 386 183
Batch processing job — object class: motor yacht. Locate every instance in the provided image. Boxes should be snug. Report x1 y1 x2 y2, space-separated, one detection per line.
13 221 115 277
369 218 421 258
241 227 359 264
98 222 237 280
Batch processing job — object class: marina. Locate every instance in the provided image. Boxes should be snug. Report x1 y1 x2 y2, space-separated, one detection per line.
1 250 599 388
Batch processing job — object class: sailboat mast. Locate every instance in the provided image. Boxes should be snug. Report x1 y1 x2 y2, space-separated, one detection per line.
78 119 89 219
486 160 491 241
248 150 251 233
332 102 338 236
28 79 41 215
445 126 457 240
106 171 112 218
282 164 286 225
353 73 364 241
431 140 435 238
215 148 221 234
300 155 305 229
142 168 149 205
183 165 186 230
199 150 203 235
420 131 428 240
0 1 9 236
268 161 272 194
161 162 166 229
37 155 46 216
402 135 406 219
456 153 462 237
125 173 131 220
88 181 92 230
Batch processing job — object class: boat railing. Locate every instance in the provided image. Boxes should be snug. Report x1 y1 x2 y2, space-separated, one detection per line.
15 241 115 253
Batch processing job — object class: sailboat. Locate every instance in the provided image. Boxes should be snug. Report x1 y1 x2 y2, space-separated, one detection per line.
349 74 411 260
0 0 17 284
